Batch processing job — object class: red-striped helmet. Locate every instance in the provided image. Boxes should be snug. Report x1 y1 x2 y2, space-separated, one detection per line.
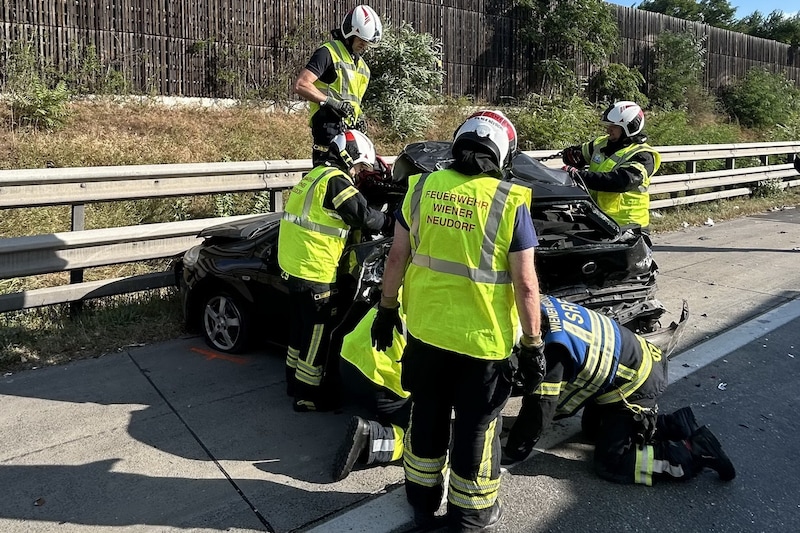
453 110 518 168
330 129 376 170
341 5 383 44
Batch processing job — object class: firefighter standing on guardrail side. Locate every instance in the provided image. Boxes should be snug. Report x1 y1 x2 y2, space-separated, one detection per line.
278 129 393 413
560 101 661 234
504 295 736 486
293 5 382 166
371 110 543 531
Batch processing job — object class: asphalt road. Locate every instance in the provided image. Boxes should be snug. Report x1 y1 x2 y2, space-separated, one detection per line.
1 207 799 533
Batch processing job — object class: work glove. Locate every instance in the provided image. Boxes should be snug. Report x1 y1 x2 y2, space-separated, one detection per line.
561 165 582 181
561 145 584 167
517 338 546 395
354 116 368 133
634 410 658 449
321 97 355 120
371 304 402 352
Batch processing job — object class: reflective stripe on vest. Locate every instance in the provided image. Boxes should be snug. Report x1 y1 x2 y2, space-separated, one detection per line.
281 168 349 238
408 173 514 285
278 166 351 283
540 296 622 417
582 135 661 227
309 40 370 125
400 170 531 360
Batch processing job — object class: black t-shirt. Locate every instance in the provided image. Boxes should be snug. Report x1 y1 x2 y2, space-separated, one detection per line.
305 40 360 85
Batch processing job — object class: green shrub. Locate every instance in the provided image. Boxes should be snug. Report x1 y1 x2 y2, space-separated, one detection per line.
508 95 601 150
751 178 784 198
719 67 800 128
362 22 443 139
3 42 71 130
587 63 648 106
650 31 705 109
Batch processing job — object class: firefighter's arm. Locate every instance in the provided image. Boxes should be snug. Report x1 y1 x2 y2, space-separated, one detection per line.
505 355 565 461
580 151 655 193
326 175 391 233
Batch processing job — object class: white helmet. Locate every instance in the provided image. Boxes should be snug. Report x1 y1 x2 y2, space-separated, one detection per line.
453 110 518 168
601 101 645 138
341 5 383 44
330 129 376 170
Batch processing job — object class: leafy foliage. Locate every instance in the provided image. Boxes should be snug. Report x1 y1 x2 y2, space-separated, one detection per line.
2 42 71 130
507 95 601 150
733 10 800 46
637 0 736 29
719 67 800 128
650 31 705 109
517 0 619 66
586 63 649 106
362 22 443 140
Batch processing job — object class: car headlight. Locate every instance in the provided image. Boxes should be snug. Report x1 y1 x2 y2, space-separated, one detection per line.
182 244 202 269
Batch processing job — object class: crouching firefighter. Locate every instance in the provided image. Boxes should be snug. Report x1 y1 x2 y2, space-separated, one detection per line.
505 295 736 485
332 298 409 481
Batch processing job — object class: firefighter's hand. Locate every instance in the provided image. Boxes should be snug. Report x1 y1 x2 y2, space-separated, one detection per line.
561 145 584 167
322 97 354 120
371 304 402 352
634 411 658 449
517 339 546 395
561 165 582 181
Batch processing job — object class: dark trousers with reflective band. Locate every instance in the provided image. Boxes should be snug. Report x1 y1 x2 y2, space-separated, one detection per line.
340 358 410 463
583 402 697 485
311 115 345 166
285 275 334 403
401 335 513 530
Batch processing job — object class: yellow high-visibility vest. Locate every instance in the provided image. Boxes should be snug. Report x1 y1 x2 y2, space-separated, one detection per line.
581 136 661 228
309 40 370 128
278 165 352 283
400 169 532 360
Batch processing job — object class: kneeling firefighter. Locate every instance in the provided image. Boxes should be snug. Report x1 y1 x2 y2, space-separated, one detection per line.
332 297 409 481
505 295 736 485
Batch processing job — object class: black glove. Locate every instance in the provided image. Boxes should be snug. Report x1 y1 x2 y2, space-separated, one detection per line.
517 340 546 395
561 145 584 167
371 304 402 352
634 410 658 449
354 116 367 133
322 97 355 120
561 165 582 181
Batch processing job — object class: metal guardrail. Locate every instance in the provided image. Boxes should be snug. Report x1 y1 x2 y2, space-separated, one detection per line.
1 141 799 313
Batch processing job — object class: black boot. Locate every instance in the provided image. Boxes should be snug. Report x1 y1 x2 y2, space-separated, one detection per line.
658 406 700 441
688 426 736 481
332 416 370 481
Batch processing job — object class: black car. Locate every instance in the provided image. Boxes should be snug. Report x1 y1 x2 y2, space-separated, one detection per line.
175 142 687 356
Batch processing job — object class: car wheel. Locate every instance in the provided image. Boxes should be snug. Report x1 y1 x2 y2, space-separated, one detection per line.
201 290 251 353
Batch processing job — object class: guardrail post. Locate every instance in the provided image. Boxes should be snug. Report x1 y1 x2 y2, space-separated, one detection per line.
269 189 284 212
724 157 736 191
679 160 698 199
70 204 85 316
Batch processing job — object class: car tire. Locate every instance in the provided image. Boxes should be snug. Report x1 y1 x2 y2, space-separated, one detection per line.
200 290 252 353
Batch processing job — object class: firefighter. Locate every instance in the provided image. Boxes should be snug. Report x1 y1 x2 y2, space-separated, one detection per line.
293 5 382 165
332 299 409 481
278 129 393 412
504 295 736 486
560 101 661 234
372 110 543 531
